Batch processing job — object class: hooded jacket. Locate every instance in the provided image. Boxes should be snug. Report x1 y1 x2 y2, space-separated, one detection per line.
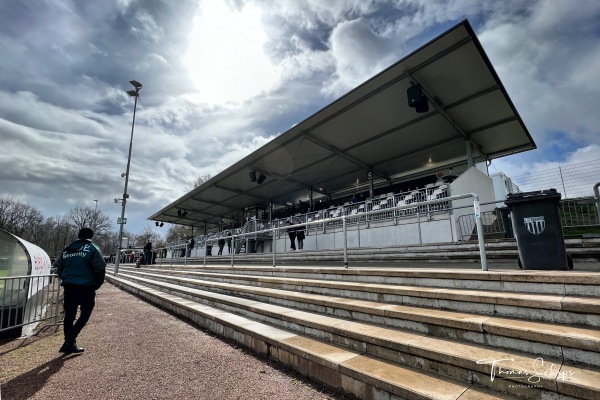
55 239 106 289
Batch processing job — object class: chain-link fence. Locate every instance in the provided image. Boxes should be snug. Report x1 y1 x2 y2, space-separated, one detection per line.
510 159 600 199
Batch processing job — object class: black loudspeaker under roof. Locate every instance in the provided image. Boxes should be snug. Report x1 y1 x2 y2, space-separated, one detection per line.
407 84 429 113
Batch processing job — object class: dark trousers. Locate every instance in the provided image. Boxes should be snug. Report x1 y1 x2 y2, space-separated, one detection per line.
63 284 96 342
218 244 224 255
288 232 297 250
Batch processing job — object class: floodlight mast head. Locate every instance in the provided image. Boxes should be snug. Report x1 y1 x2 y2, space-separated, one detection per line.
129 80 143 90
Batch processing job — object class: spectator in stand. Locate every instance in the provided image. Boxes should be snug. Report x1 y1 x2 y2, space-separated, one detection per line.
285 219 297 251
295 219 305 251
143 240 153 265
187 237 195 257
226 231 232 253
217 237 226 255
351 193 359 203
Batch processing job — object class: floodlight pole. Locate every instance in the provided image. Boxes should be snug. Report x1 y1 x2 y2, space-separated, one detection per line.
93 200 98 232
115 80 142 274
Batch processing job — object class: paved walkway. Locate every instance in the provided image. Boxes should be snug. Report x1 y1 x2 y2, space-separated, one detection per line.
0 283 351 400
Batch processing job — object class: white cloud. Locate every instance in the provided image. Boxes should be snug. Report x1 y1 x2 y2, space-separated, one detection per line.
131 11 164 44
183 0 281 103
1 0 599 234
323 18 398 96
478 0 600 146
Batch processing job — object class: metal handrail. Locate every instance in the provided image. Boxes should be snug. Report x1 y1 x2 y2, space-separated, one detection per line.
197 192 488 271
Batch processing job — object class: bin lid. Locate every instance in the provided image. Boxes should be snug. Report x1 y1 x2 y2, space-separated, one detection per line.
505 188 561 205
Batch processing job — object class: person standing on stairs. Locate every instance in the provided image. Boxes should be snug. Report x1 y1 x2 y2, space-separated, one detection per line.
295 219 305 250
143 240 153 265
217 237 226 255
286 219 297 251
226 231 232 253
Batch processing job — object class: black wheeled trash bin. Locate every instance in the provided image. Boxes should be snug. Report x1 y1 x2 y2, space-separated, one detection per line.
206 245 213 256
505 189 572 270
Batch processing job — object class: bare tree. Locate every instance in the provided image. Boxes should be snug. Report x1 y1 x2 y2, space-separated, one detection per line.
0 196 44 237
63 206 110 232
193 174 212 188
136 224 164 246
184 174 212 192
165 224 194 243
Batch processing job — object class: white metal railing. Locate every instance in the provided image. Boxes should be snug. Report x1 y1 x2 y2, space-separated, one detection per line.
193 192 488 271
0 274 62 334
166 186 449 253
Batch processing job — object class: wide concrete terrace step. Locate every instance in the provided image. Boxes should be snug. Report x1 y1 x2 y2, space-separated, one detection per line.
117 269 600 365
132 265 600 295
109 270 600 400
125 267 600 326
108 275 532 400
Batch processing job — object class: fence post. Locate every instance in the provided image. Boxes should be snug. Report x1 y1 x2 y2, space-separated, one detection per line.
54 280 61 325
343 216 348 268
417 212 422 245
272 227 277 267
472 193 488 271
231 235 235 267
594 182 600 224
559 166 568 198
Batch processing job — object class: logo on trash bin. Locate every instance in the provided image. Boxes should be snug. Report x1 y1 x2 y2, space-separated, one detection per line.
524 216 545 235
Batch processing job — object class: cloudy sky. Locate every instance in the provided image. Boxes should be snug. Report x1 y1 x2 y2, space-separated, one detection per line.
1 0 599 235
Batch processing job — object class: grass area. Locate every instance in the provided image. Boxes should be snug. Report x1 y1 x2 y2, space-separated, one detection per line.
564 226 600 236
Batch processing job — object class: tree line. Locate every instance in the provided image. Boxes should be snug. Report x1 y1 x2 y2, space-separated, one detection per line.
0 196 187 258
1 174 214 259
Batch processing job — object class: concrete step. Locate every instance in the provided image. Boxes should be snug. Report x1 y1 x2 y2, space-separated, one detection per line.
129 265 600 296
108 273 600 400
125 267 600 327
117 270 600 368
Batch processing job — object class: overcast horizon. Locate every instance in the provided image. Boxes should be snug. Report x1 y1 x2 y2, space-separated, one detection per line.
1 0 599 235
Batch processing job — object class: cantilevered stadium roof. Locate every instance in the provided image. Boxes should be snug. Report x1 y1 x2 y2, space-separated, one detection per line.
149 19 535 228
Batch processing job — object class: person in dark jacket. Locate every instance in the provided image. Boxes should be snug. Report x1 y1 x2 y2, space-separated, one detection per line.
187 237 195 257
54 227 106 354
285 220 296 251
143 240 153 265
217 237 225 255
295 220 305 250
226 231 232 253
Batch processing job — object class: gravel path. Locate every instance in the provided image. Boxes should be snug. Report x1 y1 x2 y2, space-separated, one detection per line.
0 283 352 400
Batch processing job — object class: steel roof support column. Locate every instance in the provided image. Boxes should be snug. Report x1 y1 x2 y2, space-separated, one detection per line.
466 140 474 167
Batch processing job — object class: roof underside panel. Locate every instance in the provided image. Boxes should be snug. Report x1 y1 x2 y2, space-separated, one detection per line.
149 20 535 227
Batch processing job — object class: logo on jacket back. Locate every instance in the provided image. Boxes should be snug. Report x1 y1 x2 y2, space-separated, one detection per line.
63 244 93 258
524 216 545 235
